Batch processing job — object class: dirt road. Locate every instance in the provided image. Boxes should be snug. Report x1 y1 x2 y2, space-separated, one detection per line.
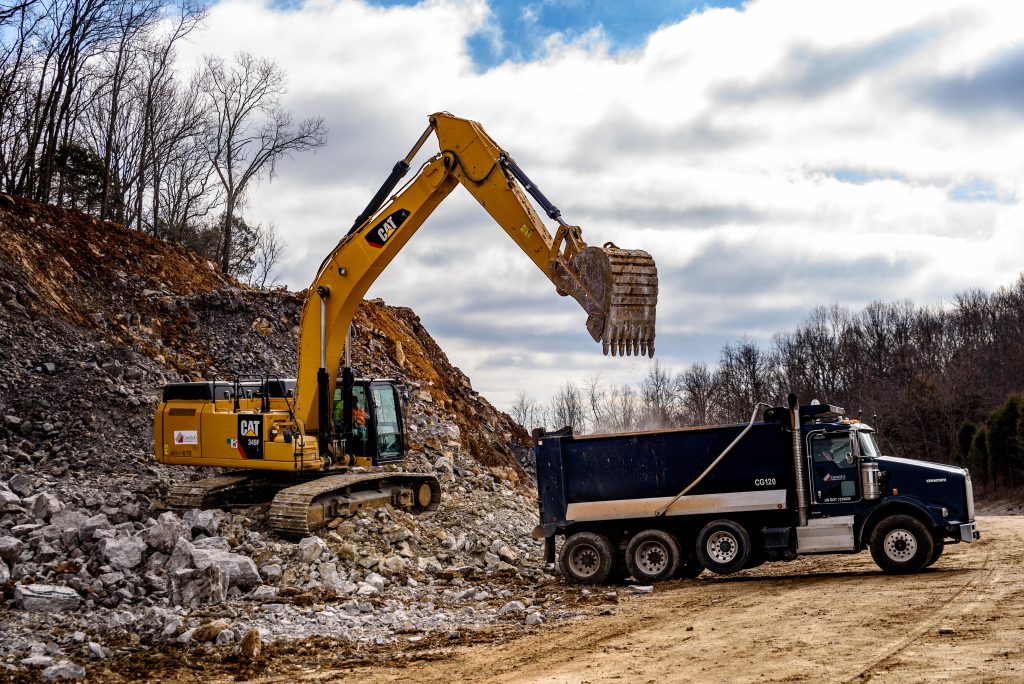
311 515 1022 683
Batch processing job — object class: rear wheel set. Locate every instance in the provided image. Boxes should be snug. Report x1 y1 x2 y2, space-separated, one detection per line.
560 529 703 584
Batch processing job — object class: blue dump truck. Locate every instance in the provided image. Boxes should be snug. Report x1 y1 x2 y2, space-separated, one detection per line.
533 395 979 584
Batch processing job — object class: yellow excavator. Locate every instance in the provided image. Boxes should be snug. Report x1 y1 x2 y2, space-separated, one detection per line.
153 113 659 537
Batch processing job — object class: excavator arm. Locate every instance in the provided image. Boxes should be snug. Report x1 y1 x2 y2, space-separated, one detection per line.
295 112 658 438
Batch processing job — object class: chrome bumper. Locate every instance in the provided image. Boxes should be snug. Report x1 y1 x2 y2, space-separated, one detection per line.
959 521 980 543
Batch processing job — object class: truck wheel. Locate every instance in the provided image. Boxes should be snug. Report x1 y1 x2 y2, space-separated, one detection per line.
696 520 751 575
625 530 682 583
869 514 935 574
560 532 616 584
925 533 944 567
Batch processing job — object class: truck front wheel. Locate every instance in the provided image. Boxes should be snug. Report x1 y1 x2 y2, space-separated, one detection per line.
560 532 616 584
625 530 682 583
696 520 751 575
869 514 935 574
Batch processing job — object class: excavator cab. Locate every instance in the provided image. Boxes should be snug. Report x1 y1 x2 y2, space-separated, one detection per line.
332 378 405 466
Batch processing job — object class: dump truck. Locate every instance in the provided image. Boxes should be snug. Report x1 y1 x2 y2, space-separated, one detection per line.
533 395 979 583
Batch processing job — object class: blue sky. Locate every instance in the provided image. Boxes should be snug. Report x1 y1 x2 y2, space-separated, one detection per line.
367 0 744 67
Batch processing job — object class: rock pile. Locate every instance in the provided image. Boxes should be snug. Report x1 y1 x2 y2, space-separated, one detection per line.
0 194 554 677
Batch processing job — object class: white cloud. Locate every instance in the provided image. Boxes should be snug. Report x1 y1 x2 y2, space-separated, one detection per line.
180 0 1024 411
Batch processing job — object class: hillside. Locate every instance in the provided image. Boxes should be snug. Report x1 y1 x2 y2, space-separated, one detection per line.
0 195 562 680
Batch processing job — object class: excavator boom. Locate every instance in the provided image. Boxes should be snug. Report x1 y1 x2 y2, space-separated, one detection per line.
297 112 659 435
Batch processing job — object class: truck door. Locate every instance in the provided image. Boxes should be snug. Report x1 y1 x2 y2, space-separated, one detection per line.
809 432 860 504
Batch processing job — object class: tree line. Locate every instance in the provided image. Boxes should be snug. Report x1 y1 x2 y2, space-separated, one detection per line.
0 0 326 286
511 275 1024 490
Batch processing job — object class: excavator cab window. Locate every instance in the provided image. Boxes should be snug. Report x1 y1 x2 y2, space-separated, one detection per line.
344 385 371 458
371 382 404 464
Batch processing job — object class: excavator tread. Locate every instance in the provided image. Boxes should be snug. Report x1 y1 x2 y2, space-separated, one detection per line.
269 472 441 538
167 473 256 512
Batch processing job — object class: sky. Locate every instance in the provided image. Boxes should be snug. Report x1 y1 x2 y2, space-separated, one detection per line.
177 0 1024 412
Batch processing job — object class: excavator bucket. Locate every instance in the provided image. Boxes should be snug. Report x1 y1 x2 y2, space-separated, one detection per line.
570 244 658 357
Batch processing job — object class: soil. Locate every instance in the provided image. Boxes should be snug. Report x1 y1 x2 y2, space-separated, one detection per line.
66 514 1020 683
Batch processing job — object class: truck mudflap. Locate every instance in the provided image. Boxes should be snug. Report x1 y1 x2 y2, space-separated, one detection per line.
958 521 980 542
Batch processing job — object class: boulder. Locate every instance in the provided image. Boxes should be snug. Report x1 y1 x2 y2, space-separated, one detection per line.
0 535 24 566
14 584 82 612
184 509 226 536
193 536 230 551
145 512 189 553
364 572 387 591
30 491 63 521
298 536 328 563
168 563 228 607
99 535 147 570
0 560 8 583
41 660 86 682
498 600 526 616
260 563 282 583
80 513 111 537
249 585 278 601
8 473 33 497
238 628 262 660
192 619 231 643
50 509 88 530
192 548 261 589
166 537 196 573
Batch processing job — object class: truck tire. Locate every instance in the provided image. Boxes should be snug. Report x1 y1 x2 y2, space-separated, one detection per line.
560 532 616 584
925 533 944 567
869 514 935 574
696 520 751 575
625 530 682 583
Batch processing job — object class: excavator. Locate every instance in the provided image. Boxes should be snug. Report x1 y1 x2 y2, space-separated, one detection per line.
153 113 659 537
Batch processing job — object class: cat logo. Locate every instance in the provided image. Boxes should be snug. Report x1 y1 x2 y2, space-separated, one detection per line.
365 209 411 248
236 415 264 459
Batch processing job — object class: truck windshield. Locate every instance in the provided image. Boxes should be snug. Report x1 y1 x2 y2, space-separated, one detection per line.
858 432 881 458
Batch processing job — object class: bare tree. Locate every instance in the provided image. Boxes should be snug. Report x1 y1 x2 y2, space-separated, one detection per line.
509 390 542 431
200 51 327 273
550 381 587 434
640 359 679 428
249 221 284 290
680 362 717 425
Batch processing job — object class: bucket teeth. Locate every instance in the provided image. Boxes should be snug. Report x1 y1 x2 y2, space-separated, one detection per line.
597 247 658 358
564 243 658 358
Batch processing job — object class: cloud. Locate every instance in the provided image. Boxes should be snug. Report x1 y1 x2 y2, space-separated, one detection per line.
180 0 1024 412
912 46 1024 119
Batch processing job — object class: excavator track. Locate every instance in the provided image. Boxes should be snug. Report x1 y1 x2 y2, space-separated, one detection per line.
269 472 442 538
167 473 269 512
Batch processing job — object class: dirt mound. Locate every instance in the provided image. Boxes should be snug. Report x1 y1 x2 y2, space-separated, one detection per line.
0 192 530 480
0 195 544 677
